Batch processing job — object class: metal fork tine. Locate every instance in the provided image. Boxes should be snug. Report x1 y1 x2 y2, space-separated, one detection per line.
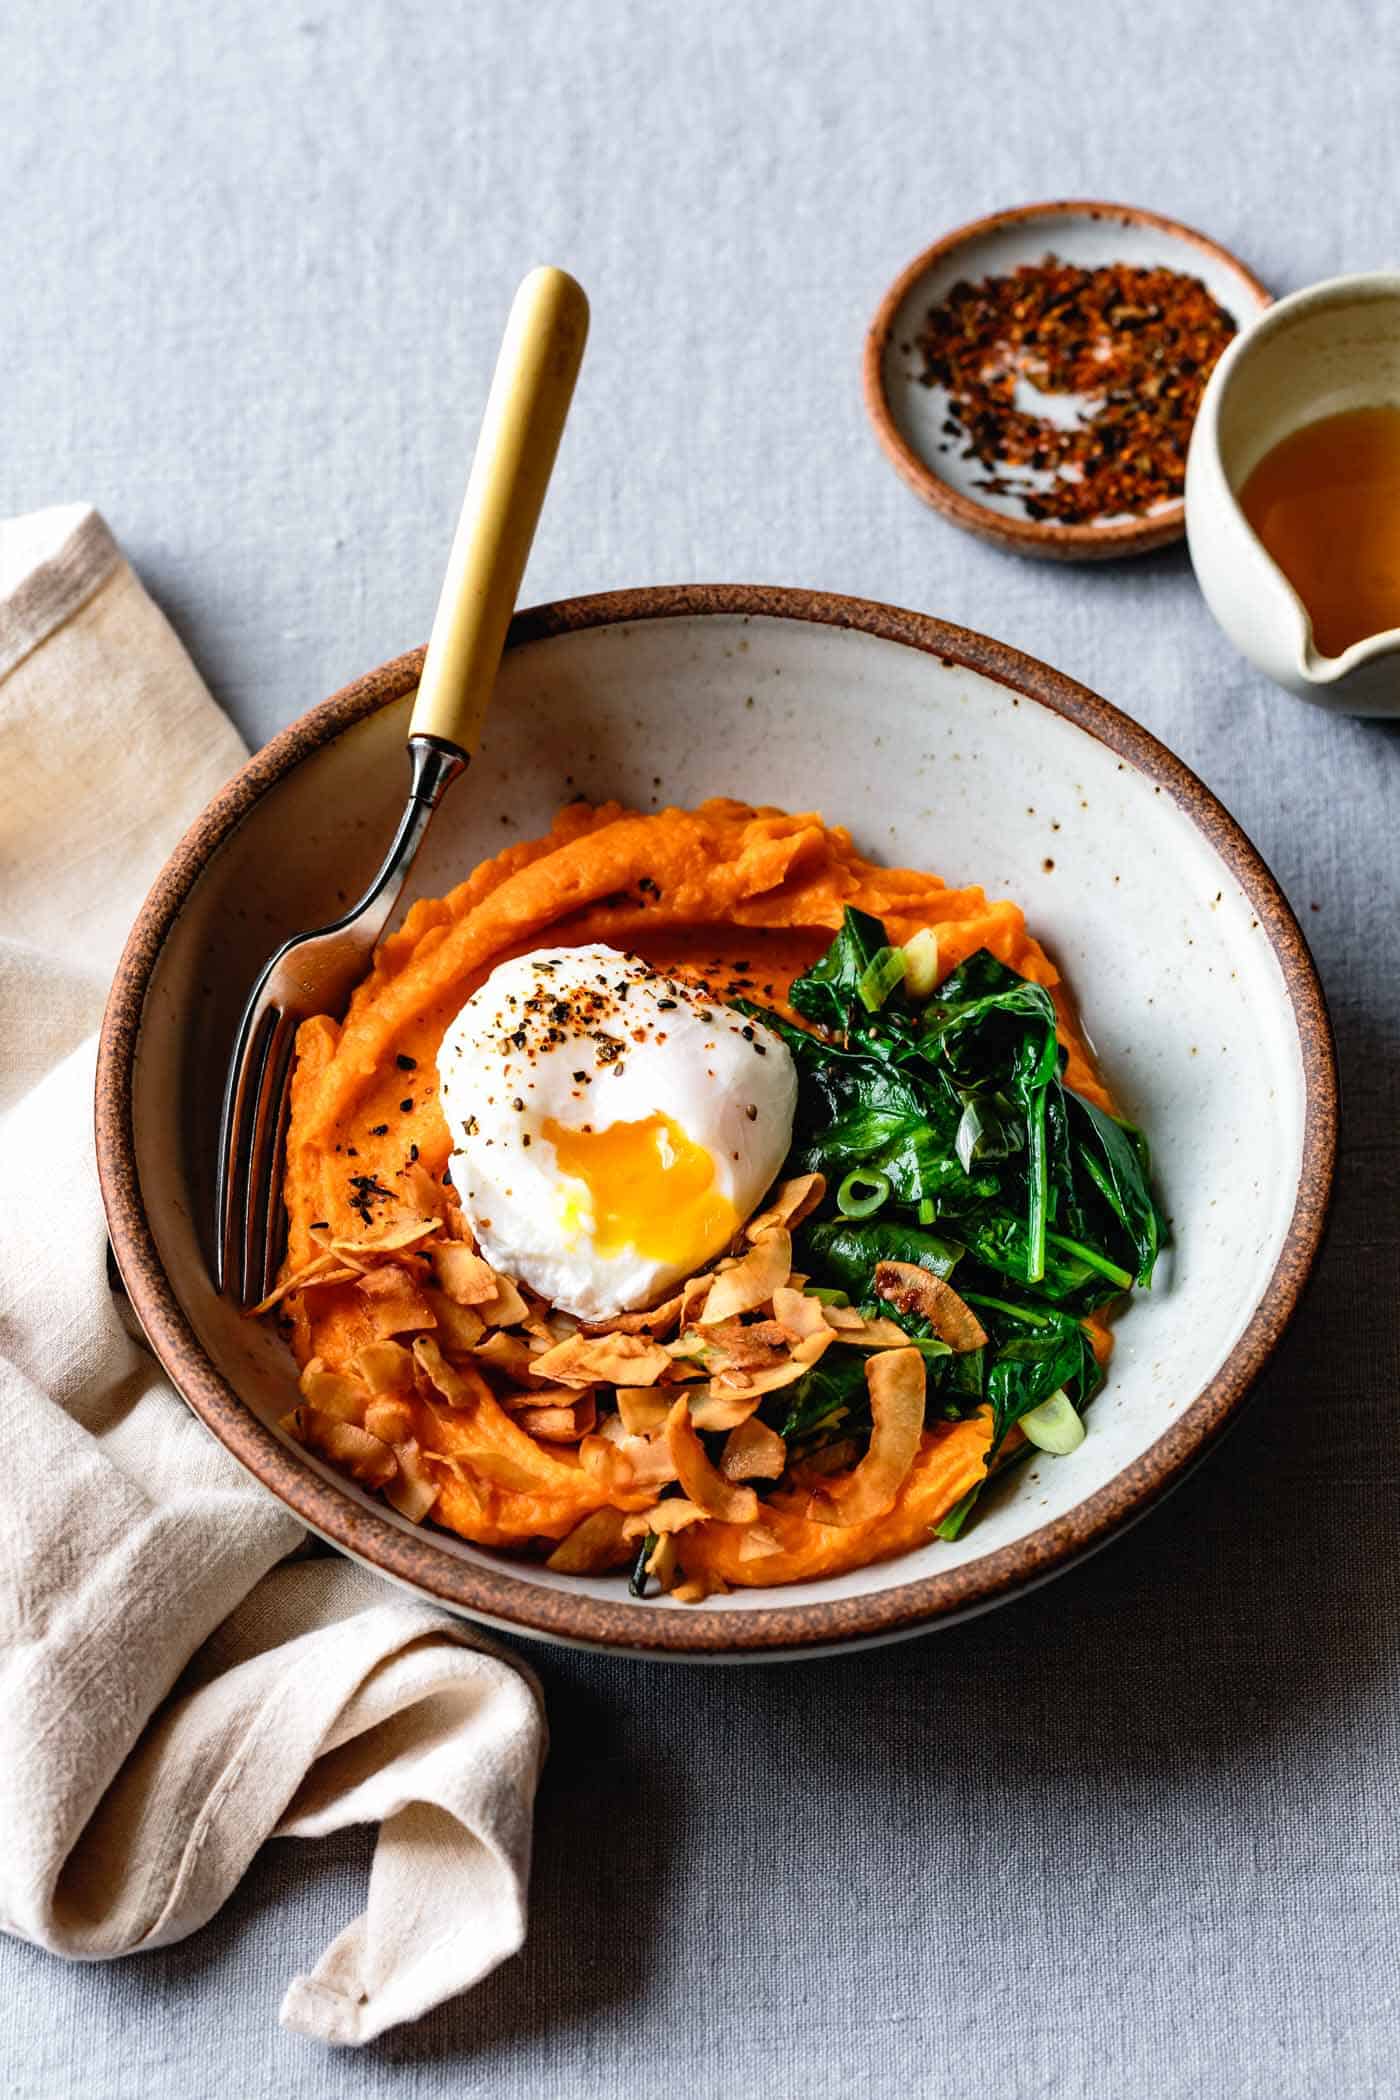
253 1019 298 1304
216 996 278 1299
241 1009 297 1307
215 735 467 1305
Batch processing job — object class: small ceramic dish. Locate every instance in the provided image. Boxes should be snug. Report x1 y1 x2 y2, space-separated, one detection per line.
96 587 1336 1660
1186 271 1400 717
865 200 1271 561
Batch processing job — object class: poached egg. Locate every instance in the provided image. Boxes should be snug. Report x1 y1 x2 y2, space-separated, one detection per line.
436 944 797 1320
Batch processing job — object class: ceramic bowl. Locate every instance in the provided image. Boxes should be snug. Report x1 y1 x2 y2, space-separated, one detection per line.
97 587 1336 1659
1186 271 1400 717
865 201 1271 561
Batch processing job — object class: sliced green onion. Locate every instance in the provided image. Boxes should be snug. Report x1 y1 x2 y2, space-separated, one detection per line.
961 1289 1057 1328
836 1167 892 1218
856 945 908 1013
917 1197 936 1225
1045 1230 1133 1293
807 1285 851 1307
901 926 941 999
667 1333 713 1364
628 1531 659 1598
954 1099 983 1175
934 1486 980 1541
1020 1389 1086 1455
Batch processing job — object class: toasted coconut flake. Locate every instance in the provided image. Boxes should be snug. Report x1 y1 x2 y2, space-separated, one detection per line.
670 1570 730 1604
399 1161 447 1218
545 1507 633 1573
736 1522 785 1563
686 1385 763 1432
645 1533 679 1589
499 1381 583 1410
772 1286 828 1341
808 1347 925 1527
745 1172 826 1241
679 1272 717 1325
621 1434 679 1490
514 1395 597 1442
299 1362 369 1423
578 1434 637 1494
354 1339 414 1394
422 1289 486 1353
715 1356 811 1397
291 1405 398 1486
470 1330 536 1380
791 1327 834 1366
364 1395 415 1444
310 1240 370 1276
429 1243 499 1304
721 1417 787 1481
384 1438 439 1521
832 1314 919 1350
697 1229 792 1325
250 1250 344 1316
665 1398 759 1523
698 1316 790 1370
529 1331 672 1389
331 1215 438 1257
477 1273 529 1328
581 1291 685 1338
421 1443 483 1516
874 1261 988 1351
356 1263 436 1338
597 1414 678 1488
616 1387 671 1435
821 1303 866 1331
621 1499 708 1539
412 1335 493 1410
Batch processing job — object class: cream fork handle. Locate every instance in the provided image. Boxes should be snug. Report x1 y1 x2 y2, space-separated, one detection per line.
409 265 589 754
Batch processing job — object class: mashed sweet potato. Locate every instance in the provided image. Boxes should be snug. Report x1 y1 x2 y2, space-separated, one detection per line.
274 798 1114 1591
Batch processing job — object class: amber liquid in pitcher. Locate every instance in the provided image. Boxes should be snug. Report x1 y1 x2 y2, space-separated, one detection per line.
1238 404 1400 657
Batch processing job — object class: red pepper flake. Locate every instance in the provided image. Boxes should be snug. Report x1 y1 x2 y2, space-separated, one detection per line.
912 254 1237 525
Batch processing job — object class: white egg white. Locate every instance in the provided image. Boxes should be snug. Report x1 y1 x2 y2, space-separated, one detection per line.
436 944 798 1320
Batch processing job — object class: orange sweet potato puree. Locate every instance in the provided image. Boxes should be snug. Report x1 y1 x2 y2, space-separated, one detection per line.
280 798 1113 1581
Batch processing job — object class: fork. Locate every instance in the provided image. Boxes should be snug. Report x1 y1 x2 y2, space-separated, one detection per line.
216 266 589 1304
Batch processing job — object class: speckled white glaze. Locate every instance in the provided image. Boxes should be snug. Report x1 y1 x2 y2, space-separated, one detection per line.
1186 271 1400 716
124 606 1319 1649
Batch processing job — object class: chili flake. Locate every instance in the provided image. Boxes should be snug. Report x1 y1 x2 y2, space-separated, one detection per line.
912 254 1237 525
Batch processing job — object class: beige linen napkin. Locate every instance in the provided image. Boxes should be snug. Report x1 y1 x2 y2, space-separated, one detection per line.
0 505 546 2047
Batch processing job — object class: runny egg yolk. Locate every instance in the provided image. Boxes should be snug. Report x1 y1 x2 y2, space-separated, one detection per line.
542 1112 739 1269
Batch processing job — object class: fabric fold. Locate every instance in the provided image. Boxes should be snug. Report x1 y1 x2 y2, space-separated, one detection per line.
0 505 545 2045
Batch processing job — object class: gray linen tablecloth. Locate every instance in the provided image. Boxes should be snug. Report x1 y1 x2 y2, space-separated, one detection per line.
2 1 1397 2093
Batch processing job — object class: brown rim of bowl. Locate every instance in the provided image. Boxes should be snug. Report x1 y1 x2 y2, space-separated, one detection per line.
862 199 1273 562
96 583 1336 1659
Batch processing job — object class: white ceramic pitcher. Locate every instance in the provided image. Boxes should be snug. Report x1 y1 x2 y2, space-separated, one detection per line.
1185 271 1400 718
